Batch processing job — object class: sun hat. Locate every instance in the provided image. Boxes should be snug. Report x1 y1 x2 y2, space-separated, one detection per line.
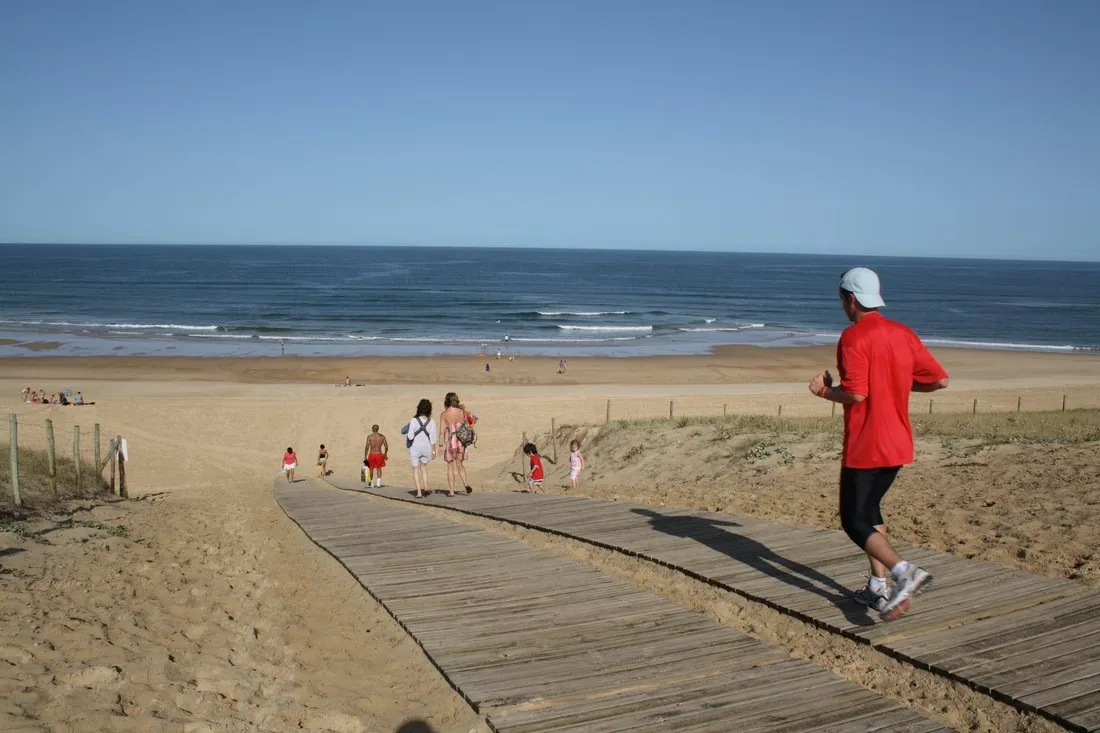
838 267 885 309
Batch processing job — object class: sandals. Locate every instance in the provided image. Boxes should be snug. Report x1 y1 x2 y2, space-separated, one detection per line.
465 486 473 494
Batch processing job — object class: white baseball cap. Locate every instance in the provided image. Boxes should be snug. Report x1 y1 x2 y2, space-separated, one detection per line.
838 267 885 309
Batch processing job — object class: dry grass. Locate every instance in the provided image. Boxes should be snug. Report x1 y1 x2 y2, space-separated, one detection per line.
0 442 109 519
572 407 1100 446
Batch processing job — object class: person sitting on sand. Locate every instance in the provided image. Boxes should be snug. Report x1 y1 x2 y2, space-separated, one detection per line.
364 425 389 488
405 399 437 498
74 392 84 405
58 393 69 406
344 375 350 387
524 443 545 493
21 387 29 402
282 447 298 482
316 444 329 476
439 392 473 495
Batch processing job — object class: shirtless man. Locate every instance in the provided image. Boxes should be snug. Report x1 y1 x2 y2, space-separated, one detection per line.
364 425 389 488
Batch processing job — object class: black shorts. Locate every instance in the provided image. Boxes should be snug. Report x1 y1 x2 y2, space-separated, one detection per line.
839 466 901 547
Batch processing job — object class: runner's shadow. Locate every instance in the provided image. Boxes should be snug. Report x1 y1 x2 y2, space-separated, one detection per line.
395 720 435 733
632 508 873 627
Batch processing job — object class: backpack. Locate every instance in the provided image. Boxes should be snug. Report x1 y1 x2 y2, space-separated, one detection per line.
453 419 477 448
405 417 429 449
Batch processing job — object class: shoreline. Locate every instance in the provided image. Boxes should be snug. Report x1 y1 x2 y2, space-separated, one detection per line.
4 344 1100 387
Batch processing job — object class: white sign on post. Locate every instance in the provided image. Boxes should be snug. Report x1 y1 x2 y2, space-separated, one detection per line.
120 438 129 462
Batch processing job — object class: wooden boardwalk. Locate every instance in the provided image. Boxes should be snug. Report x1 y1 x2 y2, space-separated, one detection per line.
337 478 1100 733
277 479 946 732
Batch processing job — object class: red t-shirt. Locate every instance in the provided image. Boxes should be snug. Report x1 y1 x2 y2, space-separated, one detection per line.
838 312 947 469
284 451 297 466
529 454 544 480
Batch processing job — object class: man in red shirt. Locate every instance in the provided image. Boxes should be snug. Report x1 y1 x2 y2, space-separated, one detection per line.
809 267 949 621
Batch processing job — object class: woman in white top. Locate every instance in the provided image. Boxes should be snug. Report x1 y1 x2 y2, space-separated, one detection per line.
406 398 438 498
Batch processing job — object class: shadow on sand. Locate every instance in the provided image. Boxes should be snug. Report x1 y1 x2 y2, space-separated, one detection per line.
631 507 873 627
395 721 436 733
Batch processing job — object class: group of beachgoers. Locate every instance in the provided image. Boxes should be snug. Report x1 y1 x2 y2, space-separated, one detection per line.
21 386 91 405
280 389 588 497
283 267 957 624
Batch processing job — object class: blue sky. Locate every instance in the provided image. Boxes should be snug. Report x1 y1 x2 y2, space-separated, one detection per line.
1 1 1098 260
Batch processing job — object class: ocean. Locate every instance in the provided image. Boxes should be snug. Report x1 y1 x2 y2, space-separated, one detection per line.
1 244 1097 357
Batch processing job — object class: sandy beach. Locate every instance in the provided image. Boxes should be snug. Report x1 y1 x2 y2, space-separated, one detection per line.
3 345 1100 731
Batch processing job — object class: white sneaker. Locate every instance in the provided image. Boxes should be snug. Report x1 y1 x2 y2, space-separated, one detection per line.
852 585 889 613
881 566 932 621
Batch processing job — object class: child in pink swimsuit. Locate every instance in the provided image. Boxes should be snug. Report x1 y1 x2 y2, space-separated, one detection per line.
568 440 585 490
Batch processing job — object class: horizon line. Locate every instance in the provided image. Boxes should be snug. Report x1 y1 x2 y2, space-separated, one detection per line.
0 241 1097 265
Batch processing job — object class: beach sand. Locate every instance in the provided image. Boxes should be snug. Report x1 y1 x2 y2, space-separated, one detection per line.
3 346 1100 731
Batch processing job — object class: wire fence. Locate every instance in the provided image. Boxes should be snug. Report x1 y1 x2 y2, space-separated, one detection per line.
516 387 1100 466
4 413 127 515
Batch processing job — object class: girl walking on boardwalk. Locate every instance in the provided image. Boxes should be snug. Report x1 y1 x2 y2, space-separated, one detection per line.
568 440 585 490
405 399 438 498
282 447 297 482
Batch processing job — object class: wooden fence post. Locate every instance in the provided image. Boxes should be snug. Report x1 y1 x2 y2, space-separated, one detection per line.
110 438 117 495
722 403 727 418
45 419 57 498
972 399 977 415
929 399 933 415
8 414 20 510
606 399 611 424
669 400 674 420
73 426 81 490
1063 394 1067 412
831 401 837 418
551 418 557 463
1017 396 1022 413
117 435 127 499
93 424 101 480
777 405 783 418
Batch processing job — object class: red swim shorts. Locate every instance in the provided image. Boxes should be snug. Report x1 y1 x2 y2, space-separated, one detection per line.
367 453 387 469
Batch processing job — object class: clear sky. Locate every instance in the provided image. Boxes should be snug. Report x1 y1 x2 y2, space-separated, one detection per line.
1 1 1098 260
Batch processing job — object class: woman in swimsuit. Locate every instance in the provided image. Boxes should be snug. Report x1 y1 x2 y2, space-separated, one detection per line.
439 391 473 495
